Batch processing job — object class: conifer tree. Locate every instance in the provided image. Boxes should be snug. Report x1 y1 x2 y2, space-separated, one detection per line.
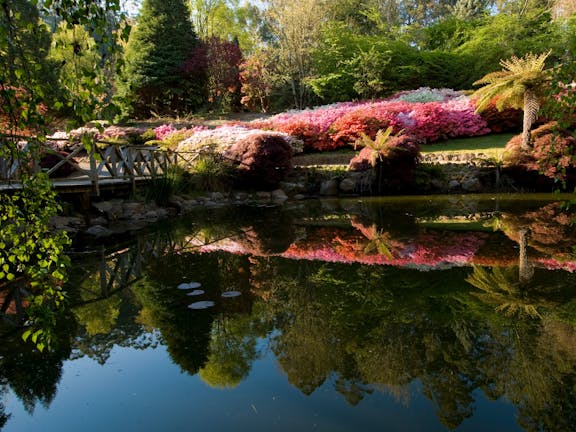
118 0 205 117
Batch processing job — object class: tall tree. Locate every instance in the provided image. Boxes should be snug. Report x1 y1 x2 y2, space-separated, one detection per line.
265 0 324 109
118 0 204 117
472 51 551 150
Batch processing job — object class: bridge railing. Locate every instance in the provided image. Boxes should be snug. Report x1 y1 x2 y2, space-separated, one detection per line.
0 136 200 194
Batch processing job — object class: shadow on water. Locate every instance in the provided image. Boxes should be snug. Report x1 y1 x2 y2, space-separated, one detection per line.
2 194 576 430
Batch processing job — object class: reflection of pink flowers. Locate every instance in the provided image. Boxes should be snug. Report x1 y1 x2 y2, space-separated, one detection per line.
537 258 576 273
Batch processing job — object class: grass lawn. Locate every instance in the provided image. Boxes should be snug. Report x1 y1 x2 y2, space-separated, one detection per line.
420 133 515 158
293 133 516 166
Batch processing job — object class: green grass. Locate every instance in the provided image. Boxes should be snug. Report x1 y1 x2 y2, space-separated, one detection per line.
293 133 516 166
420 133 514 158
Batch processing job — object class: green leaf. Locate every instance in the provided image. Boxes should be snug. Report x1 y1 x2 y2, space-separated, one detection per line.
22 329 32 342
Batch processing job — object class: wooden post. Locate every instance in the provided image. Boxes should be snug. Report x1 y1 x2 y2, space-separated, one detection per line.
90 144 100 196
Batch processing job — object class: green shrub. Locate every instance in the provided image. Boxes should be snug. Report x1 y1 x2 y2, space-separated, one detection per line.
145 165 189 206
189 152 235 192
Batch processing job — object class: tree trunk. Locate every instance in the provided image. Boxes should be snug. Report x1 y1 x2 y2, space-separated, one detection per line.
521 88 539 150
518 227 534 287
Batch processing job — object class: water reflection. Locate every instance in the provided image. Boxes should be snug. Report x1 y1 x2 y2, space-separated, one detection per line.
2 195 576 431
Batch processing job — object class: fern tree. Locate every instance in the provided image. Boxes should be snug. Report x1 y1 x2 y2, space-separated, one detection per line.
472 51 551 150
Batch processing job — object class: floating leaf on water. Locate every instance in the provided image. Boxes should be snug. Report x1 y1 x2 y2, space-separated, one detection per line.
187 290 205 296
177 282 202 290
188 301 215 310
221 291 241 298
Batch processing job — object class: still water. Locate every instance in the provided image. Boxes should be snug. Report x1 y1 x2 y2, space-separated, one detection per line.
2 194 576 431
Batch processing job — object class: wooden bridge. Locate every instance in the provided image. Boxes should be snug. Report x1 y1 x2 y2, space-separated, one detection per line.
0 140 197 195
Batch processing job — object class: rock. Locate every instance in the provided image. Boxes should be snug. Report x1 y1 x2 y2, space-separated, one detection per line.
91 216 108 226
279 181 306 195
123 202 145 219
234 192 249 201
339 178 356 193
320 179 339 196
86 225 113 237
255 191 271 200
93 199 123 220
271 189 288 203
448 180 460 190
49 216 84 232
461 177 482 192
209 192 225 201
293 194 307 200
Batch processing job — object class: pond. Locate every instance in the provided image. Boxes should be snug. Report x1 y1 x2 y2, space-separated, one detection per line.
2 194 576 431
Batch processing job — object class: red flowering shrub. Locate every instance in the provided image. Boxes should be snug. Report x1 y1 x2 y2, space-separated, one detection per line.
504 122 576 183
224 132 293 189
275 118 332 151
239 91 490 152
330 113 389 147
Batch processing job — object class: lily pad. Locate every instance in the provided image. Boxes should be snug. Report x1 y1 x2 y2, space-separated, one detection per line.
187 290 205 296
188 301 215 310
177 282 202 290
221 291 242 298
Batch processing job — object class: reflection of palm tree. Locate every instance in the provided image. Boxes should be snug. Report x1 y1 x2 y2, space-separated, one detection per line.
363 227 395 259
466 265 553 319
517 227 534 287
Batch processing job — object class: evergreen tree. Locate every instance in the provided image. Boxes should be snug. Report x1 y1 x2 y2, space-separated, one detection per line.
118 0 205 117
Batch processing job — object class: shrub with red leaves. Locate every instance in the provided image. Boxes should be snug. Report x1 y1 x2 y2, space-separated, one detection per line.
224 132 293 189
40 150 77 178
349 134 420 193
504 122 576 184
479 104 522 133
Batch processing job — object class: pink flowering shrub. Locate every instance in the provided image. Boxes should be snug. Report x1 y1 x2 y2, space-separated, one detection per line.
242 90 490 152
504 122 576 183
177 125 303 154
154 124 178 140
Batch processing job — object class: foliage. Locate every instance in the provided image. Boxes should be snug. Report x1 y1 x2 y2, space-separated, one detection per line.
145 165 190 206
204 37 243 112
477 98 523 133
1 0 127 351
224 132 294 189
117 0 205 117
189 151 235 192
239 49 277 112
48 22 107 120
1 175 71 352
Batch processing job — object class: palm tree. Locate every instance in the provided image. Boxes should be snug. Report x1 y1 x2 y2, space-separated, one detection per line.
472 51 551 150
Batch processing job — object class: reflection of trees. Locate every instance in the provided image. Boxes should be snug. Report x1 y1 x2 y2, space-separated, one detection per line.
0 320 72 422
199 314 260 389
466 265 543 318
251 256 576 430
136 251 256 375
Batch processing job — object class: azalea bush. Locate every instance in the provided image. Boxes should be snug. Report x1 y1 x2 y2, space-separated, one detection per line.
504 122 576 184
176 125 303 154
244 88 490 152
